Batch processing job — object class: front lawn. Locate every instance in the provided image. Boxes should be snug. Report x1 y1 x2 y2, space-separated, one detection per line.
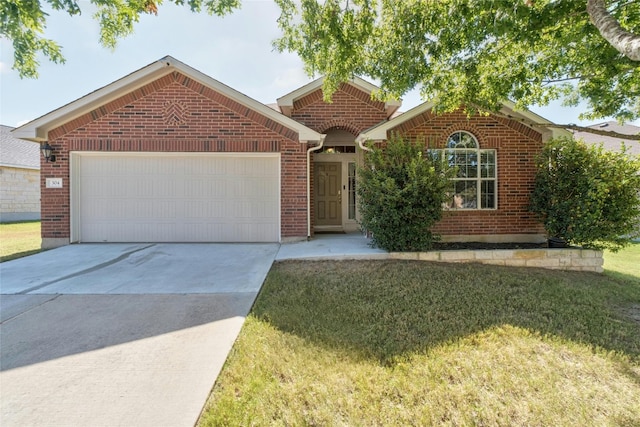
0 221 41 262
199 248 640 426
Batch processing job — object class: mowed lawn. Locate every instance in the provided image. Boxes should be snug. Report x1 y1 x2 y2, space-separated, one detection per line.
0 221 41 262
199 245 640 426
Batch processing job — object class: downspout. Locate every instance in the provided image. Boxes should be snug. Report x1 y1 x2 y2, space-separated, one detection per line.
356 135 372 152
307 135 327 238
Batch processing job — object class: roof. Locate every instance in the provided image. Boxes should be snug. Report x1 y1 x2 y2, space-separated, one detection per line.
571 121 640 156
12 56 324 143
276 76 401 118
357 100 572 142
0 125 39 170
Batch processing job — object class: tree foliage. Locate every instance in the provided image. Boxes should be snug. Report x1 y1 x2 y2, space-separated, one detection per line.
3 0 640 131
530 137 640 251
0 0 240 78
357 135 456 252
274 0 640 124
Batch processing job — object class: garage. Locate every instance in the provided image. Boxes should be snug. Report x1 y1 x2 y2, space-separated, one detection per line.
70 152 280 243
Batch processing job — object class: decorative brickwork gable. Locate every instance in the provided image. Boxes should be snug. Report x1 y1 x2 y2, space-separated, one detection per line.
389 109 545 238
291 83 389 135
41 72 308 242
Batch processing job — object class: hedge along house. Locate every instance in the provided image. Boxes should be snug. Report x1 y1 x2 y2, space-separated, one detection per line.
13 56 570 249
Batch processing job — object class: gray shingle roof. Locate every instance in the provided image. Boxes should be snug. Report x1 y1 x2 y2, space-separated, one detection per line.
571 121 640 156
0 125 40 169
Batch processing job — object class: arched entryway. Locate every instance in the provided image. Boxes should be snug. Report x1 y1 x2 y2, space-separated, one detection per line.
313 129 361 233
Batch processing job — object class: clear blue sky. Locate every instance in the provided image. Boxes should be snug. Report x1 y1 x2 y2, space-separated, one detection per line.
1 0 637 129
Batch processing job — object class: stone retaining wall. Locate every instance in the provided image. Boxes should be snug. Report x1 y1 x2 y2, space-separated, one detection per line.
389 248 603 273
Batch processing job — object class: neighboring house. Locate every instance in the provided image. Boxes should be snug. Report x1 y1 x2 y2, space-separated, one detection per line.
571 121 640 156
0 125 40 223
13 56 569 249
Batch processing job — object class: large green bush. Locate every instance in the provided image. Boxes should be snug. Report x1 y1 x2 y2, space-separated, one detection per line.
530 137 640 251
357 135 455 251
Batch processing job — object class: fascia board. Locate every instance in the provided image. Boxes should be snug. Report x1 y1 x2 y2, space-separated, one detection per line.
276 76 401 113
12 60 172 142
359 101 436 141
13 56 323 143
276 77 325 108
499 100 572 139
170 59 322 142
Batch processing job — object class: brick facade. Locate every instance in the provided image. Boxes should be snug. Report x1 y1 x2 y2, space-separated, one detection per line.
290 83 389 135
291 83 390 236
389 109 545 238
35 62 548 245
41 71 307 241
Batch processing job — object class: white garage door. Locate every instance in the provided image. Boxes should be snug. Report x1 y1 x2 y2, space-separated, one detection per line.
72 153 280 242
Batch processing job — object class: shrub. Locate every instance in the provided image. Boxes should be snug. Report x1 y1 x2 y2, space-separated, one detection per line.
530 137 640 251
357 135 456 251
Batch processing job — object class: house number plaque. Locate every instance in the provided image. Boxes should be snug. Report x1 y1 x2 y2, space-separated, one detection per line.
46 178 63 188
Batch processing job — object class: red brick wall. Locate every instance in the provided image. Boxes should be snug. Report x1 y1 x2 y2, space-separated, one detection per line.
390 109 545 237
290 83 390 134
292 83 389 233
41 71 308 241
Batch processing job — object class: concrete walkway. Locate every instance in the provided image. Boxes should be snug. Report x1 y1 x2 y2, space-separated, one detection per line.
0 235 383 427
277 233 387 261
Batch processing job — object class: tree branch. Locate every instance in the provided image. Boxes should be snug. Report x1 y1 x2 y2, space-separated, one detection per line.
586 0 640 61
534 122 640 141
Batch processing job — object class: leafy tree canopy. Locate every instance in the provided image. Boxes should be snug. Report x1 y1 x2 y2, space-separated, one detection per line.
274 0 640 127
1 0 240 79
2 0 639 136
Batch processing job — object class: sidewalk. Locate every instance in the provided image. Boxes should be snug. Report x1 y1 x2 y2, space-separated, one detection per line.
276 233 388 261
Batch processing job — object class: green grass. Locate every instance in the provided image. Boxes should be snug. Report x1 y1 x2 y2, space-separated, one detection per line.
0 221 42 262
604 242 640 281
199 252 640 426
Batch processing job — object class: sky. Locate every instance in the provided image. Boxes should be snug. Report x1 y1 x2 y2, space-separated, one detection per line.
1 0 638 129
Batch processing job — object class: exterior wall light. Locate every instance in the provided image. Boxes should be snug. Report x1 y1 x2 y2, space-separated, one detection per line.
41 142 56 162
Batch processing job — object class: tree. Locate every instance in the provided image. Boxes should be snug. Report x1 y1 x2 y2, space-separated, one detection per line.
3 1 639 139
0 0 240 79
274 0 640 137
530 136 640 251
357 135 456 251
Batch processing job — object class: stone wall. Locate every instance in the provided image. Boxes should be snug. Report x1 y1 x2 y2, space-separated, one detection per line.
389 248 604 273
0 166 40 222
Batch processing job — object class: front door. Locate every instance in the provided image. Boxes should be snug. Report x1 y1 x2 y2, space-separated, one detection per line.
315 162 342 226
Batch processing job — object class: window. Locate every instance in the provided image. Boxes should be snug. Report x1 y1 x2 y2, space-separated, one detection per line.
439 131 496 210
348 162 356 220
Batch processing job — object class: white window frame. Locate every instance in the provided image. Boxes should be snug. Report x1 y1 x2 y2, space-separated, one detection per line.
433 131 497 210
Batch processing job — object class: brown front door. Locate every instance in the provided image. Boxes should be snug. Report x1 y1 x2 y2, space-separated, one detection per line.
315 162 342 226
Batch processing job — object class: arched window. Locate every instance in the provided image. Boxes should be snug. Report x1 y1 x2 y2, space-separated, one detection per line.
444 131 496 209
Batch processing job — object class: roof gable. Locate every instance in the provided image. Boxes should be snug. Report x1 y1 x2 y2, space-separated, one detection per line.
357 100 571 143
13 56 323 143
276 76 401 118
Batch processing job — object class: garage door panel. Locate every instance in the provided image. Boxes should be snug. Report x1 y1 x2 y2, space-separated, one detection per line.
75 154 280 242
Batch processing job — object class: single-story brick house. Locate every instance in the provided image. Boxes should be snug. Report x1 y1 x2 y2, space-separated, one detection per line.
13 56 569 249
1 124 40 223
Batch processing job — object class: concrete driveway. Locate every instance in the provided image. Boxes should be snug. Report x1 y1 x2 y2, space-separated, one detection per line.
0 243 279 427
